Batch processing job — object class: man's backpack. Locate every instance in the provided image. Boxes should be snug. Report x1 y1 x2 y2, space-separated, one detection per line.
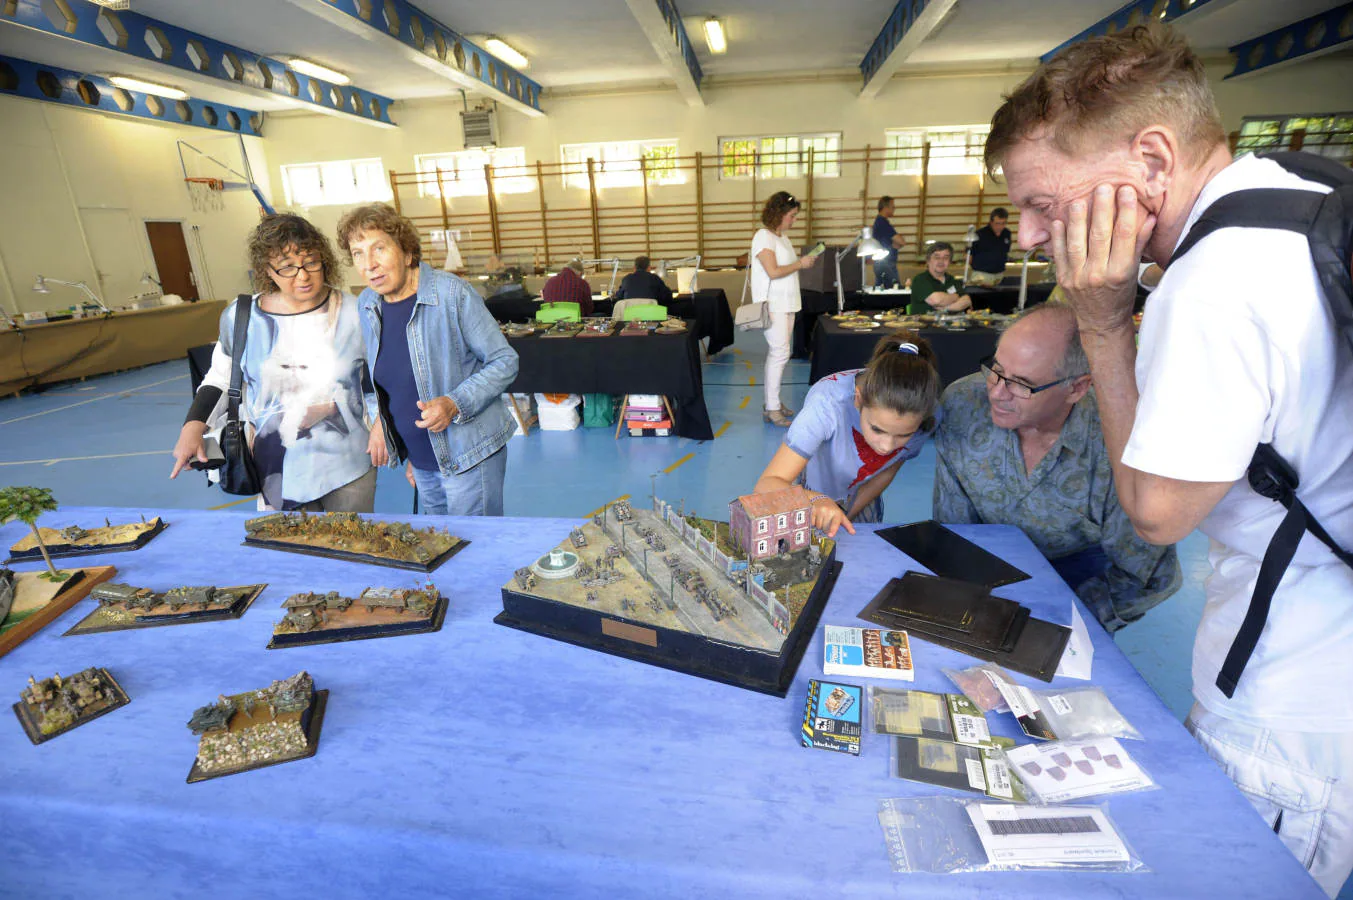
1167 151 1353 699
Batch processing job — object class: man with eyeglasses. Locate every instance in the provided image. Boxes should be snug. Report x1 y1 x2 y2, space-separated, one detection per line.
932 302 1180 631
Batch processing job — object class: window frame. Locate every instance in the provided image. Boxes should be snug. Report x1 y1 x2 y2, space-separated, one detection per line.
280 157 391 207
558 138 683 190
1236 112 1352 163
716 131 842 180
413 147 532 199
883 125 991 177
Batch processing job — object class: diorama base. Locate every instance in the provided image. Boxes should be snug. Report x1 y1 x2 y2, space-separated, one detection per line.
13 669 131 745
495 560 842 697
6 519 168 564
63 584 268 636
268 596 449 648
186 689 328 783
0 566 116 660
241 537 469 572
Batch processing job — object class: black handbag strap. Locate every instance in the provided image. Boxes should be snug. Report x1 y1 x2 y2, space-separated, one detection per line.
227 294 252 425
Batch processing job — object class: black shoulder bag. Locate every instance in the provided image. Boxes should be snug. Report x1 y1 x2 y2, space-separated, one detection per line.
218 294 263 496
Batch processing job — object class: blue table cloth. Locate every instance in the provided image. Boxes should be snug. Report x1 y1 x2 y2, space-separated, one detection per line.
0 507 1321 899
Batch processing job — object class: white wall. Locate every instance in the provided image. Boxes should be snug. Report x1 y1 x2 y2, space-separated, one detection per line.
0 96 268 314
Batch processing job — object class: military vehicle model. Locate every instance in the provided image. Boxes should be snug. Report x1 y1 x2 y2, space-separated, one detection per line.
17 667 129 740
243 511 462 571
187 700 234 735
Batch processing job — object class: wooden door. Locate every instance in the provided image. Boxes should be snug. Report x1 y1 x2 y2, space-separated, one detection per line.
145 221 199 302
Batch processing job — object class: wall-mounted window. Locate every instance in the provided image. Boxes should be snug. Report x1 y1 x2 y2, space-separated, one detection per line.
883 126 990 176
1236 113 1352 163
757 518 768 534
795 510 806 525
718 132 841 180
414 147 533 199
559 139 683 190
757 539 767 555
280 158 391 207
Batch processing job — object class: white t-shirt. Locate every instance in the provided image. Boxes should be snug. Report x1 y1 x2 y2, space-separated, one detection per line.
750 227 802 314
1122 154 1353 731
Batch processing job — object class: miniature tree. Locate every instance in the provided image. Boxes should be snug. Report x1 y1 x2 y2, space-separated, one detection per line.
0 486 67 582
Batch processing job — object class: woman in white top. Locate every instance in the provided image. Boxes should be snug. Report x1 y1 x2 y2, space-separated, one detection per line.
751 191 816 426
168 214 376 511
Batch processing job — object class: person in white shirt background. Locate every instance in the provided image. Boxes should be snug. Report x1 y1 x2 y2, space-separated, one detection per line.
985 22 1353 897
750 191 816 427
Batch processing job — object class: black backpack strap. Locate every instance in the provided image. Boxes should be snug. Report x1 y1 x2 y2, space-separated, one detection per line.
1169 189 1324 266
227 294 253 426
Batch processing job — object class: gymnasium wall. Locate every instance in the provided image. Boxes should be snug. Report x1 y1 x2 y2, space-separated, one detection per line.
0 97 269 314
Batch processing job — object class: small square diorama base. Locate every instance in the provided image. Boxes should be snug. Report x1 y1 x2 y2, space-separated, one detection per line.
13 669 131 745
241 537 469 573
268 596 449 648
0 566 116 661
5 519 168 565
186 689 328 784
63 584 268 636
496 559 842 697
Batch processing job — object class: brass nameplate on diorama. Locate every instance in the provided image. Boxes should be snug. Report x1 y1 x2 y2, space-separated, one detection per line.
602 618 658 647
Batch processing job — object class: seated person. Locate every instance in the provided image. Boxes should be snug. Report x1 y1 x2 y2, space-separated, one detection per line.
614 256 673 305
932 302 1181 631
907 242 972 314
540 258 593 316
753 330 941 536
966 208 1013 288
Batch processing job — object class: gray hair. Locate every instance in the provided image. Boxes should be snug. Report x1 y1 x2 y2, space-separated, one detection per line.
566 258 585 275
1004 301 1088 380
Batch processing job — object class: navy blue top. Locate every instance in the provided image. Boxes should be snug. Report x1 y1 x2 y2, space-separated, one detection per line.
872 215 898 263
372 295 438 471
971 224 1013 274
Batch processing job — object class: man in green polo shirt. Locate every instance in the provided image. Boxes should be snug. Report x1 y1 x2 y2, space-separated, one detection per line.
908 242 973 314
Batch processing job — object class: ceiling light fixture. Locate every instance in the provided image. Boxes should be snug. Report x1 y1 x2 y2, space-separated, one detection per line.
283 58 351 85
484 38 529 70
703 17 727 54
106 76 189 100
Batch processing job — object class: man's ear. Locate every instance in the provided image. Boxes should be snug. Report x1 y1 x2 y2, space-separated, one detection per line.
1067 374 1093 405
1134 126 1177 201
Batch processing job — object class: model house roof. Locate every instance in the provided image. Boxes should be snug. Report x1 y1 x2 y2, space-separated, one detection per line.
731 487 814 521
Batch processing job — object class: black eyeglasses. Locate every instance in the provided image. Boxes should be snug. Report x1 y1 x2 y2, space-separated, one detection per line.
980 355 1083 399
270 259 324 278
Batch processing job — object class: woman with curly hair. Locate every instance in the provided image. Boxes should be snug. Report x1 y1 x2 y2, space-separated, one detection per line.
338 203 518 517
169 213 375 511
751 190 817 427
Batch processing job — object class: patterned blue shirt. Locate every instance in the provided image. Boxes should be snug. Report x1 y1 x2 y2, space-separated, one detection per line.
933 373 1181 630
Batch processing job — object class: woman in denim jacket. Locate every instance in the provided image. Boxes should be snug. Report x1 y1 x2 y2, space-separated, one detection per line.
338 204 519 515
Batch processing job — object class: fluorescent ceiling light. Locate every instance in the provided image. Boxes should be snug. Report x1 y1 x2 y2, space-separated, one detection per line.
284 58 351 85
106 76 188 100
703 18 727 54
484 38 528 70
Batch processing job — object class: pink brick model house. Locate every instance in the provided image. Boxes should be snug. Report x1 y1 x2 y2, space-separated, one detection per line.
728 487 814 560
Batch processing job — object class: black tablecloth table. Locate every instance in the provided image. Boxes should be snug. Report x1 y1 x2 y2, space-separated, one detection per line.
809 317 999 387
966 282 1054 314
668 289 735 355
485 292 540 323
506 320 713 440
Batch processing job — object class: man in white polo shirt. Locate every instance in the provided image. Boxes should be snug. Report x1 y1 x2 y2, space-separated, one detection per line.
986 23 1353 896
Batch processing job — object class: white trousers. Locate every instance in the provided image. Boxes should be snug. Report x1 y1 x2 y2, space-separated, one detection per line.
763 311 795 411
1187 702 1353 897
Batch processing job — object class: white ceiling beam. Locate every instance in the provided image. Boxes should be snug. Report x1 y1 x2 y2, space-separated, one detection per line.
622 0 704 108
859 0 959 100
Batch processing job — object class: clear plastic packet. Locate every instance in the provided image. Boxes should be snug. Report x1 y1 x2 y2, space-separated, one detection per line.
889 736 1025 801
1036 686 1142 742
877 796 1149 874
942 662 1015 714
1005 737 1158 804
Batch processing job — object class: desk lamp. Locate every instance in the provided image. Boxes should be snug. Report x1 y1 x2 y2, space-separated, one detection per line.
579 258 622 295
835 228 889 314
33 275 113 316
963 224 978 284
657 255 701 292
1017 247 1040 310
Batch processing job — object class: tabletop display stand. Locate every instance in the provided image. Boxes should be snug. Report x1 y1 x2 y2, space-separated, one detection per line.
186 671 328 783
496 492 841 696
6 517 167 564
242 512 468 573
268 586 449 648
13 666 131 745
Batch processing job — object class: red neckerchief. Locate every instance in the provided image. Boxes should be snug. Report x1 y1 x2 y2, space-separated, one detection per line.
850 428 901 488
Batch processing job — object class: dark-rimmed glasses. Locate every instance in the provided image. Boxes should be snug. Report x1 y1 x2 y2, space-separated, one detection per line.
980 355 1082 399
270 259 324 278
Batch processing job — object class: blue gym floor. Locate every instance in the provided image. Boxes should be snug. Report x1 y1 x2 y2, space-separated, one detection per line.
0 340 1208 721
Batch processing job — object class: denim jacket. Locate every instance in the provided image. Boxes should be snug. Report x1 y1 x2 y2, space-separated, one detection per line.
359 264 519 476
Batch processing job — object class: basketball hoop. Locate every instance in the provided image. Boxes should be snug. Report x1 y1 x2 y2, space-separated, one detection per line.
186 177 225 213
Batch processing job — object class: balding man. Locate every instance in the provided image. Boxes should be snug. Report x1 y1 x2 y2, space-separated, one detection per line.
933 303 1180 632
987 25 1353 894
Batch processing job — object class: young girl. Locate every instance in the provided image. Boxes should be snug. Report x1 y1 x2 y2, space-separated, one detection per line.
753 330 941 536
